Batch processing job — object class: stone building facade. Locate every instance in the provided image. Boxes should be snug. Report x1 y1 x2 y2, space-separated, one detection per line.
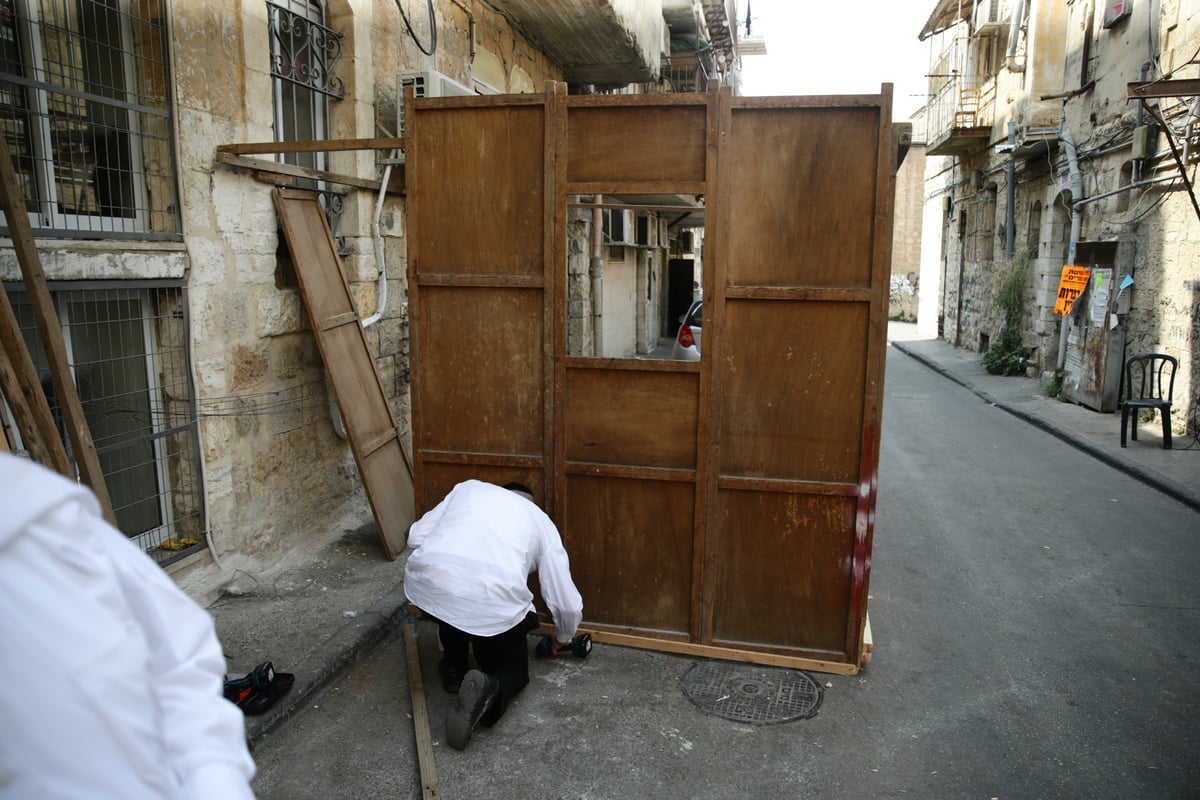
918 0 1199 432
890 110 927 322
0 0 740 586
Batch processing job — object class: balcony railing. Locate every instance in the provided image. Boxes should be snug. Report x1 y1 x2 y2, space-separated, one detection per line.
926 34 992 156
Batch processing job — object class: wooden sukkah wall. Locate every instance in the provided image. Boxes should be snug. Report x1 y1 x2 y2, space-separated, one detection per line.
407 83 897 675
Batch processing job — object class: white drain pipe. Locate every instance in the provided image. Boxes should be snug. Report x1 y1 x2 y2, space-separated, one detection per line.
330 152 397 439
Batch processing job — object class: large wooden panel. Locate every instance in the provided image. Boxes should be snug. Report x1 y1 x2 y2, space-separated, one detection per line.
566 104 707 184
711 490 856 655
413 106 545 275
725 107 879 288
415 286 543 455
717 300 869 482
420 462 548 512
409 87 893 673
274 188 414 560
564 368 698 469
563 475 695 635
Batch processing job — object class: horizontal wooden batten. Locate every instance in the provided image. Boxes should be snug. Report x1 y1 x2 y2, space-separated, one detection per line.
723 286 873 302
547 626 860 676
320 311 358 330
563 181 708 196
217 137 404 155
216 151 394 194
564 462 696 482
717 475 861 496
564 92 705 109
419 450 544 468
565 199 707 214
564 356 698 373
412 272 544 288
414 93 546 110
730 93 886 110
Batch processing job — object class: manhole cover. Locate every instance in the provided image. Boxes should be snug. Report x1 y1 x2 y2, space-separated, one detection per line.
681 661 823 724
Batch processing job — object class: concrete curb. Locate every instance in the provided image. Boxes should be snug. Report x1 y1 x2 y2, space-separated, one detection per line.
244 583 412 750
891 341 1200 514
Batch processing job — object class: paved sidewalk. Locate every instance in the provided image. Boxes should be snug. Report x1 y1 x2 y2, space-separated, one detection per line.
887 322 1200 514
207 322 1200 756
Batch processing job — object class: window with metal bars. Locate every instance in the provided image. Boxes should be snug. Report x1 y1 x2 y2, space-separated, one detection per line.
0 0 178 238
267 0 342 179
1 282 205 565
267 0 347 248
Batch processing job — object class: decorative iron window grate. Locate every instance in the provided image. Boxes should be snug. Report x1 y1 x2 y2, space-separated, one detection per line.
0 0 179 239
267 0 344 241
267 0 344 100
2 282 205 565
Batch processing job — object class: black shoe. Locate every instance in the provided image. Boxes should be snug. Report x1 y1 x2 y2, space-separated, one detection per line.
438 659 465 694
446 669 498 750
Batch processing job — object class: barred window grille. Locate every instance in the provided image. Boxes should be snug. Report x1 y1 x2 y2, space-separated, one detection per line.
2 282 205 565
267 0 346 242
0 0 179 239
267 0 342 175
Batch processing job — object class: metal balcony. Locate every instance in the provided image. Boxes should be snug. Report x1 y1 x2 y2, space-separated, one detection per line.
925 35 992 156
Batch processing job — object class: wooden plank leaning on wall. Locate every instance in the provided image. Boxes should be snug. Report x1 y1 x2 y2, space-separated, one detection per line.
0 136 116 524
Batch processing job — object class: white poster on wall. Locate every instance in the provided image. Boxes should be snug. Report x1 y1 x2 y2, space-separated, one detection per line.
1089 269 1112 327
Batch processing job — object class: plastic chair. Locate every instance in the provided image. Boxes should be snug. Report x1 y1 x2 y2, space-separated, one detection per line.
1120 353 1177 449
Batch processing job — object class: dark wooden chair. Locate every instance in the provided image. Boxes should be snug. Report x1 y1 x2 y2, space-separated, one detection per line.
1120 353 1177 449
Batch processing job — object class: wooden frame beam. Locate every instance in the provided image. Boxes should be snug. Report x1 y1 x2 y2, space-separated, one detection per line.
536 624 860 676
214 138 406 194
1127 79 1200 99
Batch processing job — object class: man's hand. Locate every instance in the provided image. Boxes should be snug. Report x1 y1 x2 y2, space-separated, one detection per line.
536 633 591 659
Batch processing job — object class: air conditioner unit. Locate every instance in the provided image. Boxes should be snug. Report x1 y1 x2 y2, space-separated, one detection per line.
397 69 474 140
972 0 1005 36
603 209 636 245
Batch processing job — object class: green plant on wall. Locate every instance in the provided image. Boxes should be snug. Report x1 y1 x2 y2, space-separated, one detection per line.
982 247 1035 376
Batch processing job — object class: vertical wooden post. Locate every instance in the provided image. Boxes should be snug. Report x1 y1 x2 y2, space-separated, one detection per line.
0 135 116 524
0 308 71 472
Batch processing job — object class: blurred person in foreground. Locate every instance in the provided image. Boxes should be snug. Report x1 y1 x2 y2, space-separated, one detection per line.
0 452 256 799
403 479 583 750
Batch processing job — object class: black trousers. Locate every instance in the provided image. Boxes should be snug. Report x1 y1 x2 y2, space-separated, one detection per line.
437 610 540 727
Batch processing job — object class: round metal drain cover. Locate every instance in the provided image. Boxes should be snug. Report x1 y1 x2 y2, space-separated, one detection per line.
681 661 823 724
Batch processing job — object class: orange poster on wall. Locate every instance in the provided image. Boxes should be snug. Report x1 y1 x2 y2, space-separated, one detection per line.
1054 266 1091 315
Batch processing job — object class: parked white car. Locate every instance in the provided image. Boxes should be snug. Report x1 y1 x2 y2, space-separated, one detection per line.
671 299 703 361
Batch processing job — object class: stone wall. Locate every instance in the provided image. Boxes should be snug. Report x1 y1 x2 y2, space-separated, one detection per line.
890 136 925 322
172 0 565 567
919 0 1200 431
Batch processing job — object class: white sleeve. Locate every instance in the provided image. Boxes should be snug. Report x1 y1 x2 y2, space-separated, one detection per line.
105 516 257 798
535 517 583 643
0 465 256 800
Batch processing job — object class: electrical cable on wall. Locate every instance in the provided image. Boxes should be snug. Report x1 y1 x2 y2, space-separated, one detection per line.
397 0 437 56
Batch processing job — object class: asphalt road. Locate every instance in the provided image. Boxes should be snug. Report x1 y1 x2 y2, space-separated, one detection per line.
251 346 1200 799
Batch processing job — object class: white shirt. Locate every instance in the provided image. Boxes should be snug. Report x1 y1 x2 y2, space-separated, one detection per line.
0 453 256 800
404 480 583 642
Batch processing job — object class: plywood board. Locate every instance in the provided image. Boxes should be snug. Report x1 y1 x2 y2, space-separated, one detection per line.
273 188 414 559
